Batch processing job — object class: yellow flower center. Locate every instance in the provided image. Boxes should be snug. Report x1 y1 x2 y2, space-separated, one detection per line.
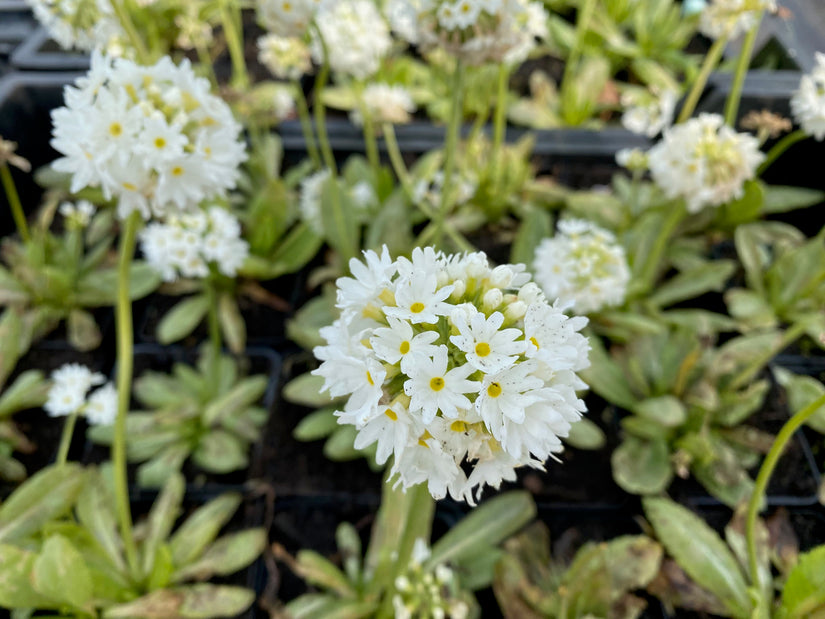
530 336 540 350
475 342 491 357
122 182 137 191
418 430 433 447
172 166 184 177
366 371 374 386
410 302 425 314
450 420 467 432
399 341 411 354
487 382 502 398
384 408 397 421
109 122 122 137
429 377 445 392
154 137 166 149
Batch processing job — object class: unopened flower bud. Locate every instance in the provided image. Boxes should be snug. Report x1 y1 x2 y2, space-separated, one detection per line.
482 288 503 311
505 301 527 321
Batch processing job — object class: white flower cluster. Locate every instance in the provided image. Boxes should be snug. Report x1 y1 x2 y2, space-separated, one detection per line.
350 84 416 127
25 0 123 52
699 0 775 40
621 89 678 138
387 0 548 65
139 207 249 281
257 34 312 81
50 53 247 221
257 0 320 37
412 169 477 210
791 52 825 141
312 0 392 80
299 170 376 234
393 539 469 619
45 363 117 426
648 113 764 213
533 219 630 315
313 247 590 503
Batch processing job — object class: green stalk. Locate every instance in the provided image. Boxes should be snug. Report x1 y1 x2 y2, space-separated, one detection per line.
757 129 808 176
0 163 30 243
195 42 218 88
383 123 421 208
220 0 249 90
489 63 510 191
205 279 222 391
677 35 728 124
293 80 321 168
561 0 597 90
746 392 825 587
111 0 149 64
436 61 465 249
312 29 337 175
113 211 141 578
55 408 80 466
724 14 763 126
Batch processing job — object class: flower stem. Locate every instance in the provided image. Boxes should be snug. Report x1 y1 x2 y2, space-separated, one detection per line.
561 0 597 91
111 0 149 64
677 35 728 124
293 79 321 169
113 210 141 579
0 163 30 243
436 61 464 249
55 408 80 466
724 15 763 126
746 392 825 587
312 31 337 176
489 63 510 192
383 123 420 205
220 0 249 90
757 129 808 176
359 100 381 180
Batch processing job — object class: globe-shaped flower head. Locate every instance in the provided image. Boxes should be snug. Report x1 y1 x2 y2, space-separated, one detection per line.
699 0 776 40
533 219 630 314
50 52 247 220
647 113 764 213
312 247 591 503
25 0 123 52
791 52 825 141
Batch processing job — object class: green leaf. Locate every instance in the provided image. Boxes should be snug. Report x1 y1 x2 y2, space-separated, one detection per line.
217 293 246 355
336 522 362 585
643 497 752 617
286 594 377 619
136 445 190 488
724 288 778 330
648 261 736 309
773 367 825 434
767 238 825 313
510 208 552 267
286 289 338 351
0 463 86 543
633 396 686 428
294 407 340 441
427 491 536 570
321 177 359 264
141 473 185 579
580 336 638 410
611 435 672 495
202 375 268 426
103 584 255 618
169 493 241 567
66 309 102 352
564 417 606 450
173 529 266 583
323 426 364 461
0 543 49 608
191 431 249 474
0 369 48 418
32 534 93 611
283 372 337 407
295 549 356 598
76 473 127 574
782 545 825 617
157 295 209 345
242 223 323 280
762 185 825 214
714 179 764 227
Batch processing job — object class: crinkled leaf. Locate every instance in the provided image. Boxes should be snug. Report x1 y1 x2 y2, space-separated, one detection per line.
0 369 48 418
781 545 825 618
169 493 241 567
724 288 778 330
173 529 266 583
648 261 735 308
763 185 825 214
633 396 686 428
136 446 190 488
103 584 255 618
643 497 752 617
580 336 638 410
294 407 340 441
76 473 127 574
156 295 209 345
217 293 245 355
683 433 754 508
612 435 672 495
564 417 606 450
295 549 356 598
285 594 377 619
141 473 185 579
191 430 248 474
0 543 50 608
774 367 825 434
32 534 93 611
66 308 101 351
284 372 338 407
0 463 85 543
202 375 268 426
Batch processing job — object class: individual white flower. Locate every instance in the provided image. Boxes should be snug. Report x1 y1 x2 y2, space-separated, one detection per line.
312 0 392 80
84 383 118 425
621 88 678 137
791 52 825 141
647 113 765 213
257 34 312 80
272 88 297 121
387 0 548 65
404 346 479 423
350 84 416 127
699 0 776 40
533 218 631 314
51 52 246 220
44 363 115 425
256 0 320 37
449 308 525 373
313 246 591 503
139 206 249 281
